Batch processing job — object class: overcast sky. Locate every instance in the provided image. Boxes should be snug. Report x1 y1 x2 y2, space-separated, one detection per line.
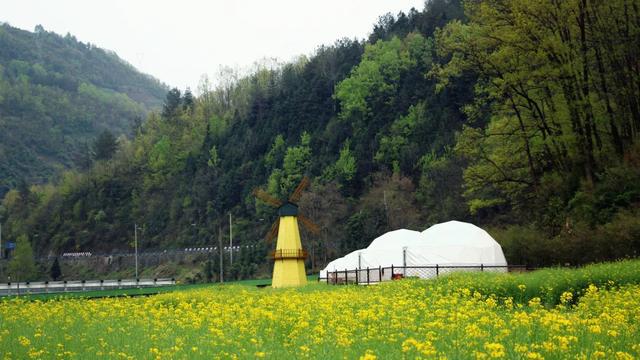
3 0 425 91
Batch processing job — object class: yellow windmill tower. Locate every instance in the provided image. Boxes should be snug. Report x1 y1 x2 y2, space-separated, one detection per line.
253 177 320 288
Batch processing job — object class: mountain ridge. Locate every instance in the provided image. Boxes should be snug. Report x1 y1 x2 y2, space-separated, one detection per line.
0 22 169 195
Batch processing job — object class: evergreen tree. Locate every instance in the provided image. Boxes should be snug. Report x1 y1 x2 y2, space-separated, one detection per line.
17 178 31 204
204 258 215 283
8 235 38 282
162 88 182 118
93 130 118 161
50 257 62 280
183 88 195 113
75 141 94 170
130 115 144 138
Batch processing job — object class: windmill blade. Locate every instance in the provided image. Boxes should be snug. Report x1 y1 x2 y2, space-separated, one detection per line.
288 176 310 203
265 219 280 243
253 188 283 208
298 213 320 235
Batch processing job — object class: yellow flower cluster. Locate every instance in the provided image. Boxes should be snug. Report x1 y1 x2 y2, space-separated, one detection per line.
0 279 638 359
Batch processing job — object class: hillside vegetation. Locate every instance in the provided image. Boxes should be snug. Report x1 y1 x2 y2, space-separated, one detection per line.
1 0 639 280
0 23 167 195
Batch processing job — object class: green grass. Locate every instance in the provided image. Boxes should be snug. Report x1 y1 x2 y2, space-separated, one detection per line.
435 258 640 305
16 259 636 304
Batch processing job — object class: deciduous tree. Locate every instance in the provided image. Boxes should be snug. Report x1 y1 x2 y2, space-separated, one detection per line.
8 235 38 281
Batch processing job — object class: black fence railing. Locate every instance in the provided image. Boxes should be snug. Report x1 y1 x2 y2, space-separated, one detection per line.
318 264 530 285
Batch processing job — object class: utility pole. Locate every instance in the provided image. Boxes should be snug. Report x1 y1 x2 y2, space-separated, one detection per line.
383 191 390 228
218 226 223 283
134 223 139 279
229 213 233 265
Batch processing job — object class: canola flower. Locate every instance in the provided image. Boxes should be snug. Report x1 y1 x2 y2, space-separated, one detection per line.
0 268 639 359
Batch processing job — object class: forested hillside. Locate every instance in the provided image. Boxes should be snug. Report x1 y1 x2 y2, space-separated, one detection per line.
2 0 639 280
0 23 167 196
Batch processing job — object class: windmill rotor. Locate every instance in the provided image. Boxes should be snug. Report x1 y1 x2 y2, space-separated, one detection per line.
298 213 320 234
252 175 320 243
288 176 310 204
265 219 280 243
253 188 283 208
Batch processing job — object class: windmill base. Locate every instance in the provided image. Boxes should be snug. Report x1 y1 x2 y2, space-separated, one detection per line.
272 259 307 288
270 215 308 288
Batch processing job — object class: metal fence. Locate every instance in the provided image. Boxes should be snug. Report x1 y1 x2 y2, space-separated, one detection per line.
0 278 176 296
319 265 529 285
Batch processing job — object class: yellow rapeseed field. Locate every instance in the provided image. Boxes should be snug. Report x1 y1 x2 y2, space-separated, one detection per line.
1 274 639 359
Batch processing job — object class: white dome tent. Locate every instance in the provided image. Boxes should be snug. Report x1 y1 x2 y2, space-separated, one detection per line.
320 250 362 278
320 221 508 283
319 229 420 278
366 229 421 251
360 229 421 269
410 221 507 266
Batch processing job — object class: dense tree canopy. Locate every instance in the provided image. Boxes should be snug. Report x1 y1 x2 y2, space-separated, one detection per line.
2 0 639 279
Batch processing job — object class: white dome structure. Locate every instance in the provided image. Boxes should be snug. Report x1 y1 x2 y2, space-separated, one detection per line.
366 229 421 251
320 221 508 281
319 250 362 278
410 221 507 266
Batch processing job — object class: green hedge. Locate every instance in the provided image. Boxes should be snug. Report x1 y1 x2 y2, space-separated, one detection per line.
433 259 640 306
